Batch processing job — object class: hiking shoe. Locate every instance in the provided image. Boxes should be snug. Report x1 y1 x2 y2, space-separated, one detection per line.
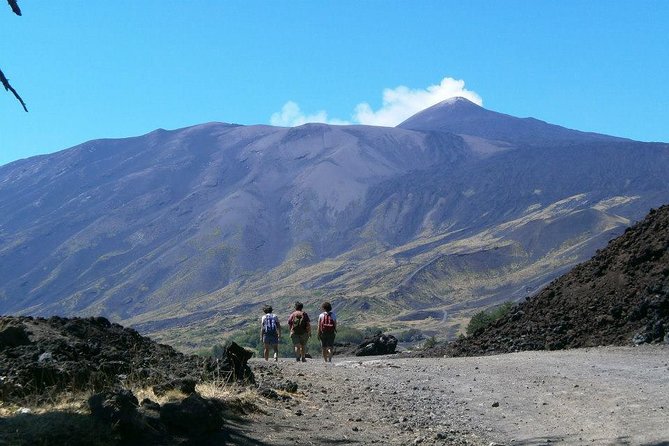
301 358 306 362
296 357 300 362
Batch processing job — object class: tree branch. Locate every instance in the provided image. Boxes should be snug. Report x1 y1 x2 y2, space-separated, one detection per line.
0 68 28 112
7 0 21 16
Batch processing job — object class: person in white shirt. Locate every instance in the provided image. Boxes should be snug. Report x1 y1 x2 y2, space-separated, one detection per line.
260 305 281 361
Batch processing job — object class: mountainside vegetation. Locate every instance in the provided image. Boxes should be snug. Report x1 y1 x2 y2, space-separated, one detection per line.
1 99 668 349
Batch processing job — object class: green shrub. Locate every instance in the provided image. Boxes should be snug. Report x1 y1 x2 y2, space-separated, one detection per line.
421 335 438 350
334 326 365 344
466 301 514 336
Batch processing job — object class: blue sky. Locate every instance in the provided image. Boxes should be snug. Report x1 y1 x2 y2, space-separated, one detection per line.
1 1 668 166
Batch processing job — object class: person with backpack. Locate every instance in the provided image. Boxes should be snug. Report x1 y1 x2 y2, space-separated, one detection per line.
317 301 337 363
287 301 311 362
260 305 281 361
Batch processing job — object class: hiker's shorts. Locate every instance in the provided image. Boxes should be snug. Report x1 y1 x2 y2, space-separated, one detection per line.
263 333 279 345
319 332 336 348
290 332 309 345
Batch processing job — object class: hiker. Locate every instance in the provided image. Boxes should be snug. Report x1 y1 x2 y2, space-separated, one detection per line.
260 305 281 361
317 301 337 362
288 301 311 362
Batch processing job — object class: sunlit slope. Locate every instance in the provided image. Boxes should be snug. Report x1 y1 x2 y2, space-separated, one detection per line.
1 99 667 349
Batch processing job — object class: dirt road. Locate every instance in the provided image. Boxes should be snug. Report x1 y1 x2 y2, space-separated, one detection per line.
227 345 669 445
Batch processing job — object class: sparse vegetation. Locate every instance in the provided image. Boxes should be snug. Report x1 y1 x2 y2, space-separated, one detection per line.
421 335 438 350
465 301 514 336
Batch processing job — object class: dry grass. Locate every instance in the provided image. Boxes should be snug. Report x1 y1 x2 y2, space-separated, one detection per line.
0 389 94 417
0 391 114 446
0 378 263 446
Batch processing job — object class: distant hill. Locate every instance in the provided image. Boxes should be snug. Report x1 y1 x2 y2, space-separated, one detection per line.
447 204 669 356
1 99 668 349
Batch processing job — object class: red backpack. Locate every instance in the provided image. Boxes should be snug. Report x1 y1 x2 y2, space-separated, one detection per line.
320 312 336 333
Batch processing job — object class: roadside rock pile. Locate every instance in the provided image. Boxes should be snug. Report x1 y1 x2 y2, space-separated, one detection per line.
447 205 669 356
87 388 225 444
355 332 398 356
0 315 253 403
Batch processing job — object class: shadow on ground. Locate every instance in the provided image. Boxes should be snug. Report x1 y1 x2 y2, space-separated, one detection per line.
0 410 272 446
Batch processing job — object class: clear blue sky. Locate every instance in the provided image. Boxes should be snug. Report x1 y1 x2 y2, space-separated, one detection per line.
1 1 668 166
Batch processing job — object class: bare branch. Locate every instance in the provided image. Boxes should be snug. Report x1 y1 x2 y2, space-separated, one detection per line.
7 0 21 16
0 68 28 112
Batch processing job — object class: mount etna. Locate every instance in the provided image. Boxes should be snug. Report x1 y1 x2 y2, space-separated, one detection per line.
1 98 668 348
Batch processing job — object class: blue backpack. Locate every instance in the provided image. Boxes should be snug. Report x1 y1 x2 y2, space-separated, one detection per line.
263 314 277 335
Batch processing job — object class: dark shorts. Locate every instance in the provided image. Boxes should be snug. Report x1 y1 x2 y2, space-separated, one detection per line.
319 332 336 348
263 333 279 345
290 332 309 345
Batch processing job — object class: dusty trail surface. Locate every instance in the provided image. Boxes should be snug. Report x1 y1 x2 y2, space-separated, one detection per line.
231 346 669 445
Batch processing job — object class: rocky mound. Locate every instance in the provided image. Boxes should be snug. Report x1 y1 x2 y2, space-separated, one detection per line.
447 205 669 356
0 316 253 403
354 332 399 356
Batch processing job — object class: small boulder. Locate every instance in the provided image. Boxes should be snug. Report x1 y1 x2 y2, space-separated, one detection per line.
277 380 298 393
258 386 280 400
160 393 223 435
88 388 139 423
221 342 255 382
0 321 30 349
88 389 145 438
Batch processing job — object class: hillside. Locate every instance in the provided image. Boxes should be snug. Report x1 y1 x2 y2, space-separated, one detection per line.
447 205 669 356
1 99 668 348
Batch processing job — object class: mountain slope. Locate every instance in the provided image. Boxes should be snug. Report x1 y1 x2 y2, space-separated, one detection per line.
1 101 668 349
0 123 468 323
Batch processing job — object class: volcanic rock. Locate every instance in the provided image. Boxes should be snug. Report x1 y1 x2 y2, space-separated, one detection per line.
355 332 398 356
0 315 253 403
160 393 224 435
447 205 669 356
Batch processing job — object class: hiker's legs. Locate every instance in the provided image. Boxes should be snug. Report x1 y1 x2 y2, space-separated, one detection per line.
320 332 335 362
272 344 279 361
263 343 270 361
291 332 302 360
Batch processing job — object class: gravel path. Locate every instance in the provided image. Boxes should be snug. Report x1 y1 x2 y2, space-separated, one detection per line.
230 345 669 445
